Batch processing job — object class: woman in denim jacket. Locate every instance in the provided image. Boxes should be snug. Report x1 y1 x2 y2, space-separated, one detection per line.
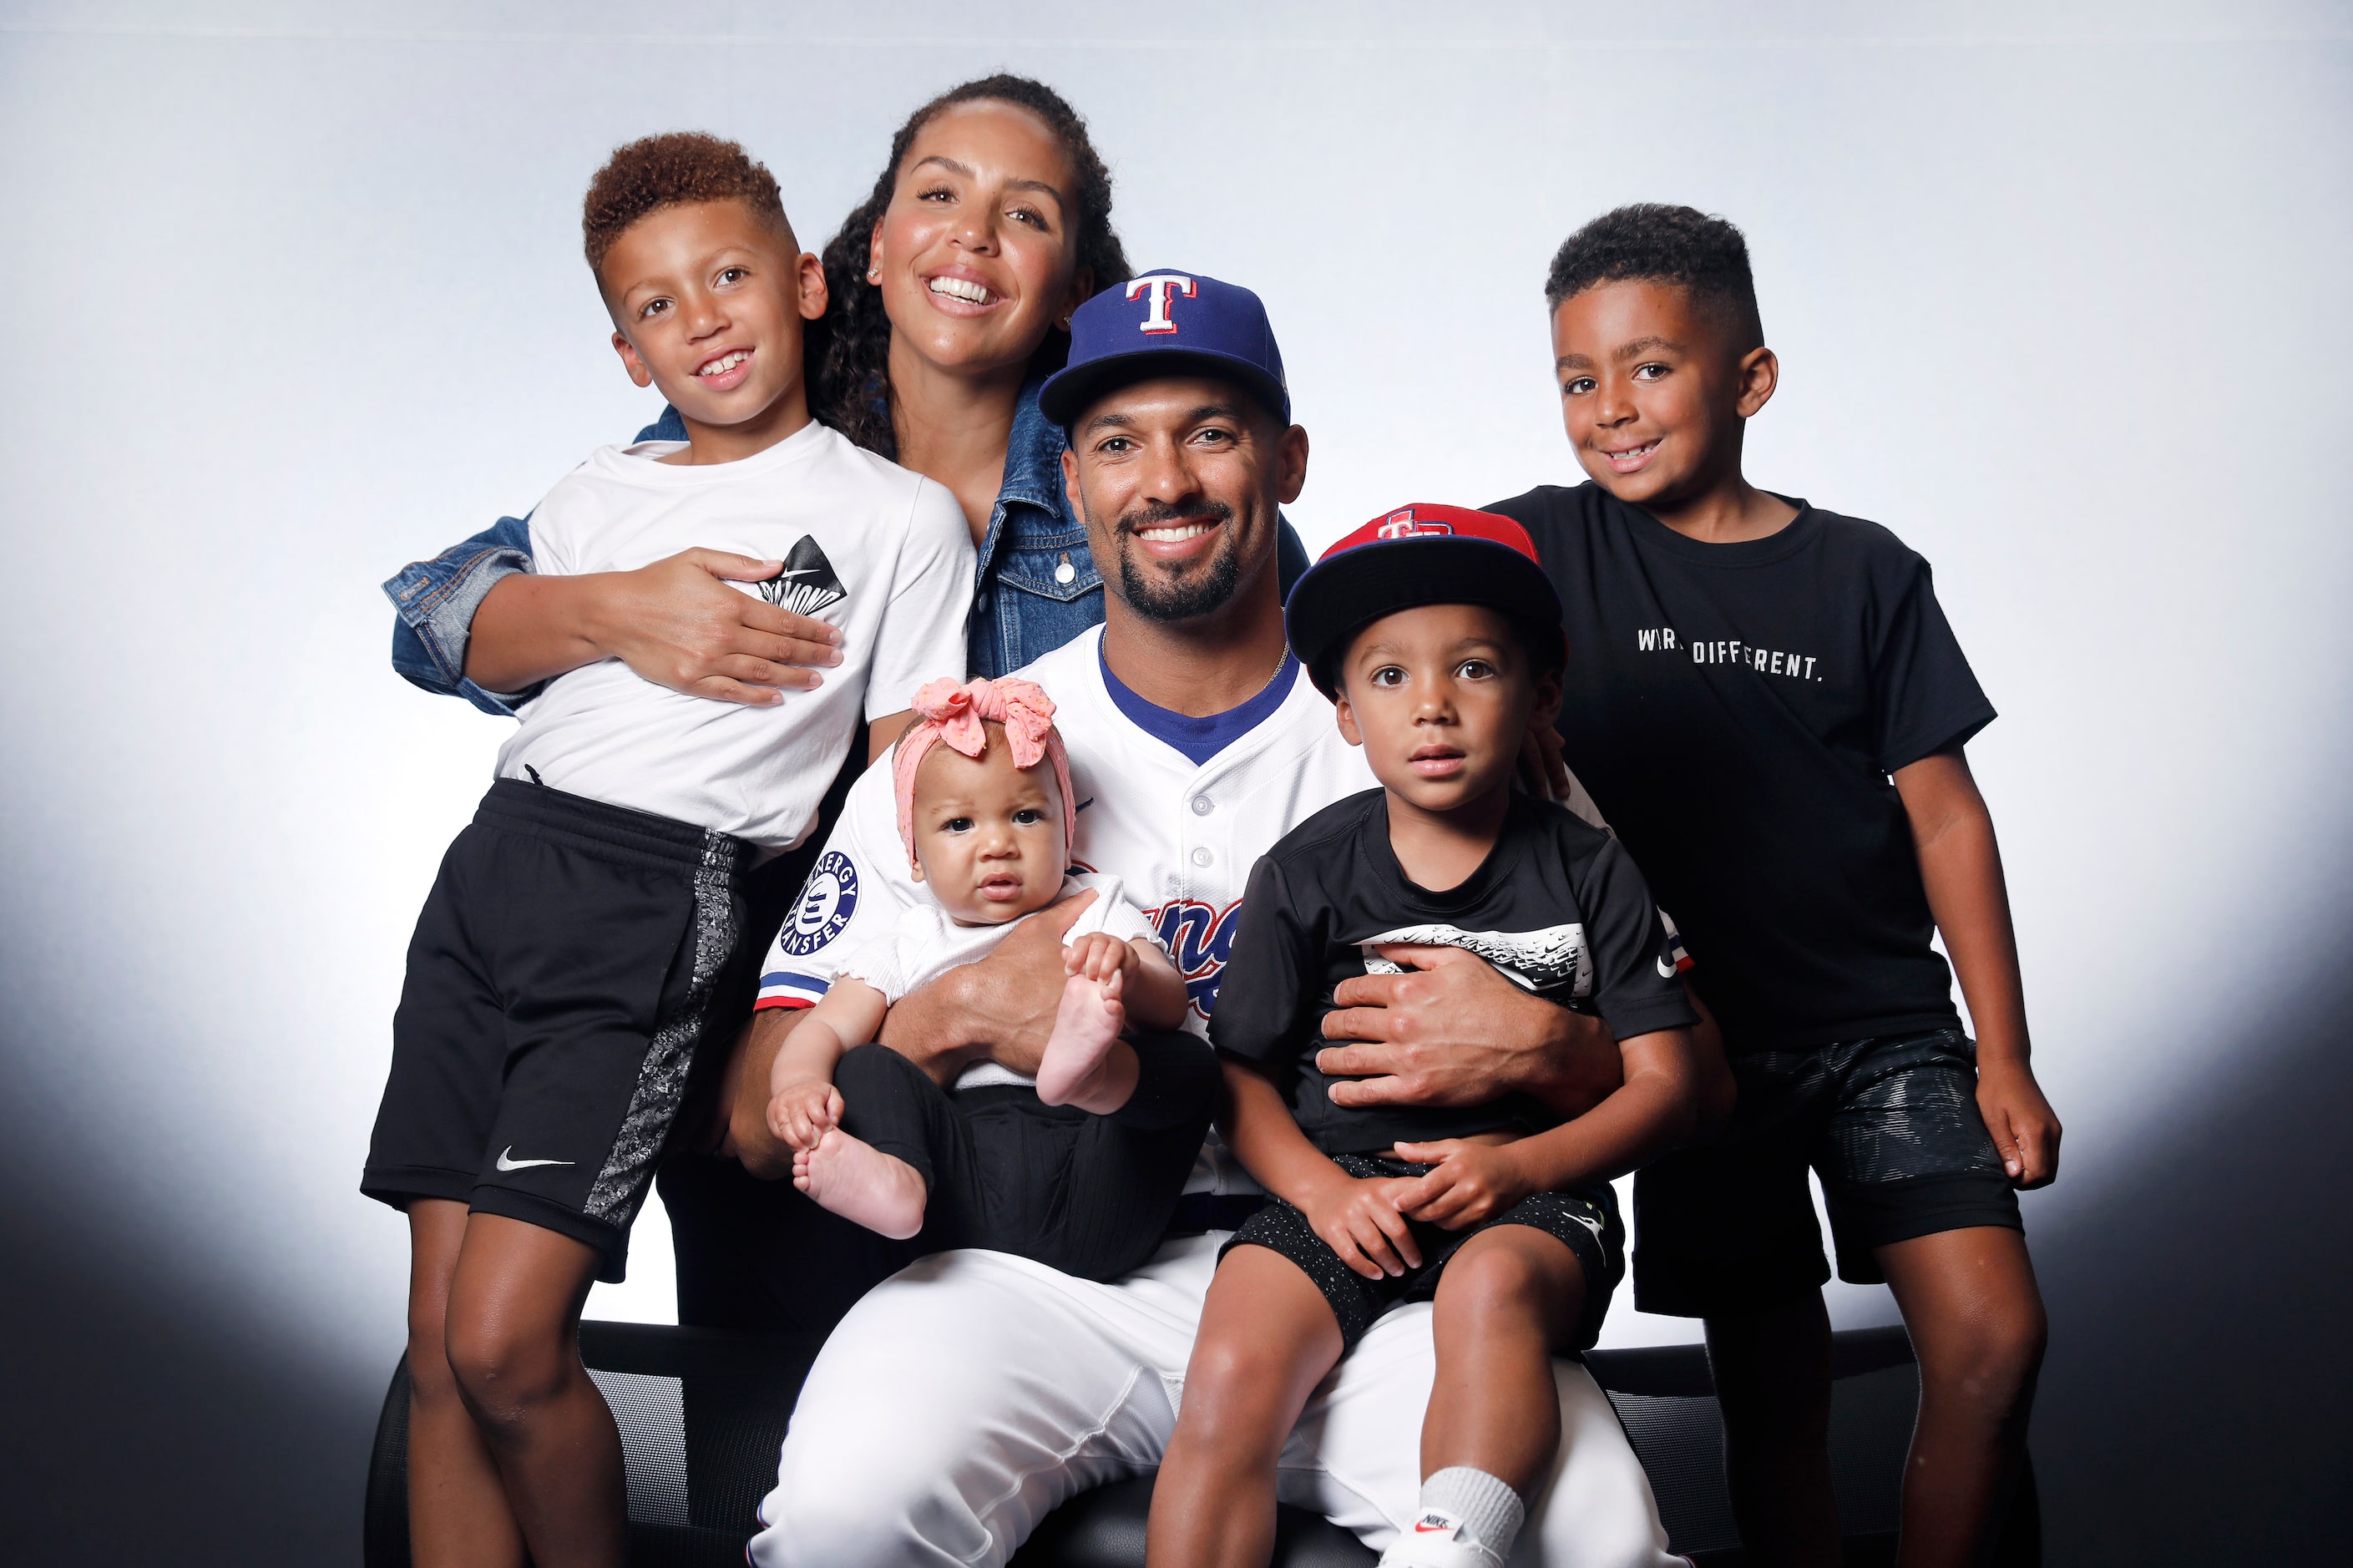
382 74 1305 1334
387 73 1304 714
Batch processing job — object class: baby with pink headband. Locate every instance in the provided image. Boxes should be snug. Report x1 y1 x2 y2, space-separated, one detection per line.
764 676 1218 1277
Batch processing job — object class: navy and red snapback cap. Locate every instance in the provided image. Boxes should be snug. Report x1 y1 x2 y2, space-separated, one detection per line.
1285 503 1564 695
1040 268 1289 429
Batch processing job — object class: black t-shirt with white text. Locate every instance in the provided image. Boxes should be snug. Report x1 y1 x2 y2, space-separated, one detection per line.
1212 789 1698 1155
1487 483 1993 1052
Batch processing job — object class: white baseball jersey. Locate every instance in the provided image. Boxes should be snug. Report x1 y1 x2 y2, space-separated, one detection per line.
756 624 1608 1194
741 629 1683 1568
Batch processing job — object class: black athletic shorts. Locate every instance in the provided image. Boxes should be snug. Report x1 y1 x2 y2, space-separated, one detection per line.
1222 1154 1622 1351
363 779 754 1282
1632 1026 2022 1317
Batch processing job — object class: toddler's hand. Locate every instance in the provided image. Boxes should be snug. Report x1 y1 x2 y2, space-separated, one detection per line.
1391 1140 1536 1230
767 1078 843 1153
1063 930 1136 989
1299 1175 1424 1280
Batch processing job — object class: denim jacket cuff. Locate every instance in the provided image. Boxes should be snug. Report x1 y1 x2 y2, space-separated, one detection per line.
382 546 538 716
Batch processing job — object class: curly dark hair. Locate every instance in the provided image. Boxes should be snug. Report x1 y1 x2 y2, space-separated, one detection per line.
582 131 792 279
811 74 1131 457
1544 204 1762 348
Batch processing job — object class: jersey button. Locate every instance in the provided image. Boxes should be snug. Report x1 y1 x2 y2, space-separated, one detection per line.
1191 795 1213 817
1190 846 1212 867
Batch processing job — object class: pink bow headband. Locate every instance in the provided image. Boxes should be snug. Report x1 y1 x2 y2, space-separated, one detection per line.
893 676 1077 866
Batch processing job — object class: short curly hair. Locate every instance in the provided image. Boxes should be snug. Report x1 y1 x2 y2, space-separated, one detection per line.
582 132 793 279
1545 204 1762 348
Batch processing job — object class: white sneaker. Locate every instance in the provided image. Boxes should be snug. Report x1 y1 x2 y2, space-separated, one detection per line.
1377 1510 1503 1568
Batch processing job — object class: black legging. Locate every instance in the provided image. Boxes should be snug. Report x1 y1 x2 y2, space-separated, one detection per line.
833 1032 1221 1283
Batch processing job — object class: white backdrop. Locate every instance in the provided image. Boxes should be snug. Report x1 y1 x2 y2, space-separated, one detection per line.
3 2 2348 1559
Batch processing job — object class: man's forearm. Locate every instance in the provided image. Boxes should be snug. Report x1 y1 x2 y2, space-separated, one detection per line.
877 966 1046 1080
1516 1000 1627 1120
717 1005 803 1178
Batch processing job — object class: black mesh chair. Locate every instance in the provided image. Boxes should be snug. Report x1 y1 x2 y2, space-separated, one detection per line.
364 1320 2036 1565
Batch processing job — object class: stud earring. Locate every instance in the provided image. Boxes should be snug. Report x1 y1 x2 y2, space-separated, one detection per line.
867 265 881 283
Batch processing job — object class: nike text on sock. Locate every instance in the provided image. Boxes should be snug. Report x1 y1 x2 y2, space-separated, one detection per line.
1379 1467 1525 1567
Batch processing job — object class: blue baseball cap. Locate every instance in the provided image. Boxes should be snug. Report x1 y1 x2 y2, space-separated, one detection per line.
1039 268 1290 430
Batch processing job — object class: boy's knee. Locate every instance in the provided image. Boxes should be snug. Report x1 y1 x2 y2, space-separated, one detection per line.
1923 1307 2047 1417
1184 1330 1268 1404
443 1309 574 1427
1439 1233 1577 1321
1176 1333 1299 1454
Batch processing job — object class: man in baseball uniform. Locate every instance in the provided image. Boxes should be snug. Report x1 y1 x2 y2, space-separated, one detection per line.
724 272 1691 1566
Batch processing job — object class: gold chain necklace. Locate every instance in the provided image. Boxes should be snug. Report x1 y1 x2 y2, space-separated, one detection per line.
1257 643 1293 695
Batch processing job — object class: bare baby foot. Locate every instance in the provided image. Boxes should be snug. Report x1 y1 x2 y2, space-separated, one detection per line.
1036 972 1130 1110
793 1129 926 1240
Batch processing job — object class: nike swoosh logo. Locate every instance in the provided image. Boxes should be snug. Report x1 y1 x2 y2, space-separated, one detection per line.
1657 955 1676 978
496 1147 574 1171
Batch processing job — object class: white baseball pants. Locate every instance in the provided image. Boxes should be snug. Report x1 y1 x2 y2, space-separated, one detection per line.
748 1234 1683 1567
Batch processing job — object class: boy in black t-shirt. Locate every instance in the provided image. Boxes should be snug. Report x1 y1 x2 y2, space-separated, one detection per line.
1146 505 1723 1568
1489 205 2062 1567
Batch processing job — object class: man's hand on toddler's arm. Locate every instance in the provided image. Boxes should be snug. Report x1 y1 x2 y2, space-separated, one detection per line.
880 896 1088 1080
1298 1171 1426 1281
1390 1140 1539 1230
767 1078 843 1153
1977 1061 2062 1188
1316 945 1622 1116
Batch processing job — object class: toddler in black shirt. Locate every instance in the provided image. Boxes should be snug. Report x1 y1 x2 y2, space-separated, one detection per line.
1146 505 1721 1568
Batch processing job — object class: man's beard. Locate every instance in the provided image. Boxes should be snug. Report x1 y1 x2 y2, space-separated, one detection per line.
1113 500 1246 623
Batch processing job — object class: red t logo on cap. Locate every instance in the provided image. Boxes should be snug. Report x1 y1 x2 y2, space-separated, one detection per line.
1127 275 1197 335
1375 508 1455 540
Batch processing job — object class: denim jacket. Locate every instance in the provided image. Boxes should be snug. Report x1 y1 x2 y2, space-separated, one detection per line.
384 377 1308 714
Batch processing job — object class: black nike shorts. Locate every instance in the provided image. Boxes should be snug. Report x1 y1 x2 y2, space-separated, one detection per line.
1632 1027 2022 1317
362 779 755 1282
1222 1154 1622 1351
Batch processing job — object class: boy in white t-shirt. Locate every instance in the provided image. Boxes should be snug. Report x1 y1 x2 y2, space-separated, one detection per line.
361 133 973 1565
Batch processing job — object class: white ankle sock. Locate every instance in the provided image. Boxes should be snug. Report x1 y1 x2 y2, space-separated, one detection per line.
1378 1466 1526 1568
